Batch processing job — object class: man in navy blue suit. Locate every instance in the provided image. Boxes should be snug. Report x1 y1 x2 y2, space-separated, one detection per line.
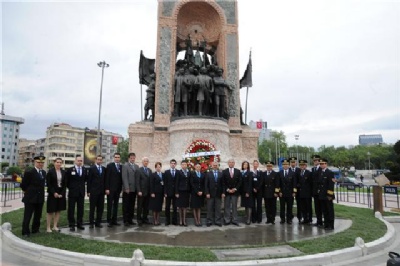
105 152 123 227
87 155 106 228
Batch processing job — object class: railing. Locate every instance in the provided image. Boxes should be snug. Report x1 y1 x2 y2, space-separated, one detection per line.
0 182 23 206
335 184 400 209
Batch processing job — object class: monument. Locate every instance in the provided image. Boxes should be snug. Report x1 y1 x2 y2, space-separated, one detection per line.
128 0 258 168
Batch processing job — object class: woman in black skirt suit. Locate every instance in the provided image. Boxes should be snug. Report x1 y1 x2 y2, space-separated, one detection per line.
240 161 254 225
175 161 191 226
46 157 66 232
149 162 164 225
190 163 205 226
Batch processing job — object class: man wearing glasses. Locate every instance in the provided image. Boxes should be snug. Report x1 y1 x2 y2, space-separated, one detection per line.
21 156 46 237
318 158 335 230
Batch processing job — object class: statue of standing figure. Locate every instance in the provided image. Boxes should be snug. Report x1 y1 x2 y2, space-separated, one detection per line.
212 68 231 118
144 73 156 121
174 68 188 116
194 67 213 116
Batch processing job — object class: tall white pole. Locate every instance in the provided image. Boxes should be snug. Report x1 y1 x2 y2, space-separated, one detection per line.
97 61 109 155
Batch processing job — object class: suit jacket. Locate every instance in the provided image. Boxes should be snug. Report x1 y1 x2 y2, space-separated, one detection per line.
105 162 122 192
150 172 164 194
122 162 139 192
66 165 87 198
190 171 205 195
311 166 322 196
278 169 297 198
21 168 46 204
163 169 177 197
175 169 191 193
222 168 242 195
318 168 335 200
241 170 253 195
87 164 106 195
298 169 312 198
290 167 301 191
262 170 280 198
205 170 223 198
136 166 152 196
46 168 66 196
252 169 263 193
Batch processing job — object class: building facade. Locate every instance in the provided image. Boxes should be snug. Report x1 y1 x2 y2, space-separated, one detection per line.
249 120 270 144
359 134 383 146
1 111 24 167
17 138 36 169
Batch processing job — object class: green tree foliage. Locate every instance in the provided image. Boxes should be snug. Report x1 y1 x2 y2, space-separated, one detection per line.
6 166 22 176
47 163 54 170
117 138 129 163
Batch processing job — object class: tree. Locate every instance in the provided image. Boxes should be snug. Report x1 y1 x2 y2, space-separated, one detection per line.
6 166 22 176
258 130 288 164
47 163 54 170
117 138 129 163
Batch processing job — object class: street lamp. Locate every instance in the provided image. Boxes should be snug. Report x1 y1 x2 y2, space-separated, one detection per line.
97 61 109 155
367 151 371 173
295 134 299 163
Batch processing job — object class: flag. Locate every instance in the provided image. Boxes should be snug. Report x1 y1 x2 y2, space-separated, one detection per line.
240 51 252 88
139 50 155 86
112 136 119 145
256 121 262 129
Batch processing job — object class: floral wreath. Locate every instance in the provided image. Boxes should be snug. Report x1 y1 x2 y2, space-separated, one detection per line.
184 139 220 172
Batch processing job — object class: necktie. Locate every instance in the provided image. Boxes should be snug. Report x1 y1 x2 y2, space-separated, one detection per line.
284 170 287 177
230 168 233 178
39 170 43 179
267 171 270 175
78 167 81 176
214 171 218 182
197 171 200 178
301 170 304 176
144 167 148 174
158 172 162 179
172 169 175 177
98 166 102 174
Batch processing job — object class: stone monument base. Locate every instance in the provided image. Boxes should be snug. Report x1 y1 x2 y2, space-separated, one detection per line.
128 118 259 169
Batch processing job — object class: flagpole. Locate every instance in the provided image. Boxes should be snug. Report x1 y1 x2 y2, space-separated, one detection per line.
140 50 144 121
245 86 249 124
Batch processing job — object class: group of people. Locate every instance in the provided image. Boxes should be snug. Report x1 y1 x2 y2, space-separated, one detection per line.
20 153 335 237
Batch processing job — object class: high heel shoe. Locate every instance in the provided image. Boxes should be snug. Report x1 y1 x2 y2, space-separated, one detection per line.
52 227 60 232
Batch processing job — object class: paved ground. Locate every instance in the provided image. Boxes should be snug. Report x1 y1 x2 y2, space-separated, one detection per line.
1 197 399 265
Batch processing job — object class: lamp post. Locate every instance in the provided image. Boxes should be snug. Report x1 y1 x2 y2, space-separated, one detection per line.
367 151 371 174
97 61 109 155
295 134 299 163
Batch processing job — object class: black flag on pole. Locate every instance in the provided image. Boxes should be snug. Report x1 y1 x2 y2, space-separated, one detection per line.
139 50 155 86
240 51 252 88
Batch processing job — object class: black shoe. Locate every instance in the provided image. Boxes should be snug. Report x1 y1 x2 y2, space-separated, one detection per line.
324 226 334 230
107 223 113 228
165 222 170 226
232 222 240 226
271 221 275 225
143 220 152 225
124 222 130 226
32 230 40 234
138 222 143 226
22 234 30 238
128 221 136 225
245 221 251 225
224 222 231 226
206 223 212 227
287 221 292 225
215 223 222 227
265 221 271 224
95 224 103 228
112 222 121 226
280 221 285 224
89 224 95 229
69 227 75 232
77 225 85 230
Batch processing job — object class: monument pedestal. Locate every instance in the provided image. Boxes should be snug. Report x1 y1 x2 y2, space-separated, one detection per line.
128 118 258 168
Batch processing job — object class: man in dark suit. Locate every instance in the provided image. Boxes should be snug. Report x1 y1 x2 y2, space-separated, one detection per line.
318 158 335 230
311 154 322 226
164 159 178 226
87 155 106 228
136 157 152 225
297 160 313 224
262 161 280 224
222 158 242 226
122 152 139 226
289 157 302 222
251 160 263 223
205 161 223 226
105 152 123 227
21 155 46 236
278 159 297 224
66 155 87 231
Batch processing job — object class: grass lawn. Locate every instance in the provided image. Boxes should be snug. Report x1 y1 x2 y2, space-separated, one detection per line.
0 203 393 262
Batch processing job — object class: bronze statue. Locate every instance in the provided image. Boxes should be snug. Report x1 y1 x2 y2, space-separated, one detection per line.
194 67 213 116
144 73 156 121
174 68 188 116
212 68 231 118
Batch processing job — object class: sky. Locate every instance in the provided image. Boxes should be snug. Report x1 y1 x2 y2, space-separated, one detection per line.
2 0 399 149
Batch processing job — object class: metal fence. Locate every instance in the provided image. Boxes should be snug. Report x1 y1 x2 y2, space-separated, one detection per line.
335 184 400 209
0 182 23 206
